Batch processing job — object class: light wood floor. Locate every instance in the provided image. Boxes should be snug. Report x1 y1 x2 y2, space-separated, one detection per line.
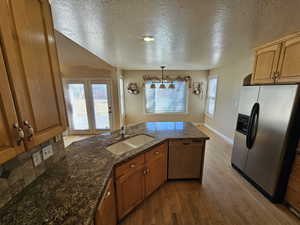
120 126 300 225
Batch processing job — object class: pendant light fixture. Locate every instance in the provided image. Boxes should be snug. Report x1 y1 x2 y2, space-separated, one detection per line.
149 66 176 89
159 66 166 89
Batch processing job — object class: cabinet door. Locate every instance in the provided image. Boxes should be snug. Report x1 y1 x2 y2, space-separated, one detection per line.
0 0 66 149
251 44 281 84
116 167 145 220
95 178 117 225
0 44 25 165
277 36 300 83
145 144 167 196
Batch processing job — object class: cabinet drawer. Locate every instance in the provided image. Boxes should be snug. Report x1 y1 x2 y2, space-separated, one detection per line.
286 187 300 212
145 143 167 162
115 154 145 178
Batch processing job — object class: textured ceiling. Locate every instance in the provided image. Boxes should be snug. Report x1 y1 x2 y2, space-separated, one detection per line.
50 0 300 70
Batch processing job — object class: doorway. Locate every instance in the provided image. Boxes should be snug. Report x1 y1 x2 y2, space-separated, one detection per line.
64 78 113 134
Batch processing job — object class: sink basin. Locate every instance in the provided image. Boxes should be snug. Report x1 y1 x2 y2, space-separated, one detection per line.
106 134 154 155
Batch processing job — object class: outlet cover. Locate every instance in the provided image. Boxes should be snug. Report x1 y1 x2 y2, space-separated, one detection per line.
42 145 54 160
32 151 43 167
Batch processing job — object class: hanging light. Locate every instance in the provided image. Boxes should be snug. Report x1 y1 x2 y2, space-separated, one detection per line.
150 83 156 88
159 66 166 89
168 82 175 89
159 83 166 89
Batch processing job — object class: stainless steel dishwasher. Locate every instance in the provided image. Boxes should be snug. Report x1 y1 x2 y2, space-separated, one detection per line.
168 139 205 180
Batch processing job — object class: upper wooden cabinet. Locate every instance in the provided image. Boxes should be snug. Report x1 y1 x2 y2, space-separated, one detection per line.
0 0 66 147
251 32 300 85
251 44 281 85
277 36 300 83
0 45 25 164
0 0 66 164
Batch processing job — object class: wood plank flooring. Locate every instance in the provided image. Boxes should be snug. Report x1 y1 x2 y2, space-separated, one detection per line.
119 126 300 225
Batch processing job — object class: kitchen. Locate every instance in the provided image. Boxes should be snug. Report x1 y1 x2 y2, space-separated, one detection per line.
1 1 300 225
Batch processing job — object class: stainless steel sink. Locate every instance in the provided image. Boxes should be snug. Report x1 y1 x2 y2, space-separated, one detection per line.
106 134 154 155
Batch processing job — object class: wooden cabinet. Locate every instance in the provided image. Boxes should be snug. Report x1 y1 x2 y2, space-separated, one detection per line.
286 153 300 212
115 155 145 220
0 45 25 164
277 36 300 83
0 0 66 164
145 143 167 196
251 44 281 85
251 32 300 85
115 142 168 220
95 177 117 225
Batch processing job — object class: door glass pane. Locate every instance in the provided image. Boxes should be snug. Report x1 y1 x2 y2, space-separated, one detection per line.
92 84 110 129
68 84 89 130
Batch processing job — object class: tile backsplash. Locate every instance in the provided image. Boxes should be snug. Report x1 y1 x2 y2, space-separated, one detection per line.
0 136 65 208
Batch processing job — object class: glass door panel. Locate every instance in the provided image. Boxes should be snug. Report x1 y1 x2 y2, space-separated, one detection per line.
64 79 113 134
91 83 111 130
67 83 89 130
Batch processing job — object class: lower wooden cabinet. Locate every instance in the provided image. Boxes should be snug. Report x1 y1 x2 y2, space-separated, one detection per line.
115 142 168 220
286 153 300 212
95 177 117 225
145 143 167 196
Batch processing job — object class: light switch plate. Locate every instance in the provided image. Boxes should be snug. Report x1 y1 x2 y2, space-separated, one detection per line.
42 145 54 160
32 151 43 167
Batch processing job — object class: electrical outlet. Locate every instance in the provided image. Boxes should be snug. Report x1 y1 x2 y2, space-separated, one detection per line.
32 151 43 167
42 145 54 160
54 135 61 143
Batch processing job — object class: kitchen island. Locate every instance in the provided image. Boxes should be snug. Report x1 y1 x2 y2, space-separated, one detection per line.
0 122 209 225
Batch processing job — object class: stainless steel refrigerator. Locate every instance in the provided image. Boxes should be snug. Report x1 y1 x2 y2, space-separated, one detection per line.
232 85 300 202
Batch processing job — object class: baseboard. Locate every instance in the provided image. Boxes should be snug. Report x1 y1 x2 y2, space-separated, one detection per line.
203 123 234 145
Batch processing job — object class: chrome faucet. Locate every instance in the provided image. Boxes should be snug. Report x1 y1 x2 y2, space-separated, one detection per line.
120 125 126 138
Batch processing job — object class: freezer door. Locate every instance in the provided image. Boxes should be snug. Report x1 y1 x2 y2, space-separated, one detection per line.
232 86 260 170
245 85 298 196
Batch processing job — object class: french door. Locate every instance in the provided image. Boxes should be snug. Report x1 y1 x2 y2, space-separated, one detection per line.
64 79 113 134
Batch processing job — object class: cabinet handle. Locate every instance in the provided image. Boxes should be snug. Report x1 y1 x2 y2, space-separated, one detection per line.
155 151 160 155
105 191 111 199
272 72 280 83
129 164 136 168
13 123 25 145
183 143 191 145
23 121 34 141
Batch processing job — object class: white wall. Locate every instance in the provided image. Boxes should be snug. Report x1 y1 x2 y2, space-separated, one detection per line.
205 55 254 141
123 70 208 125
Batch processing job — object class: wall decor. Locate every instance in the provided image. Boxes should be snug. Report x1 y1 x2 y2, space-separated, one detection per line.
193 82 203 96
127 83 139 95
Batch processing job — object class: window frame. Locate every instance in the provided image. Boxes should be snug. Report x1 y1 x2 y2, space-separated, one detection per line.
143 81 189 115
205 75 218 118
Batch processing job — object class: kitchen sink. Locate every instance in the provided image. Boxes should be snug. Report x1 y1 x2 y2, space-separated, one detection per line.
106 134 154 155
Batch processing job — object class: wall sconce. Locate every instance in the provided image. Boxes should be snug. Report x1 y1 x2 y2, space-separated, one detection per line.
127 83 140 95
193 82 203 95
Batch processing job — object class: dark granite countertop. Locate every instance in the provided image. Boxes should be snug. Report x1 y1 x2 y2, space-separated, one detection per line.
0 122 209 225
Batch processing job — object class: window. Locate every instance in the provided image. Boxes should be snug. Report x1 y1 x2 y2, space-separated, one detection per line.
145 81 188 114
206 76 218 117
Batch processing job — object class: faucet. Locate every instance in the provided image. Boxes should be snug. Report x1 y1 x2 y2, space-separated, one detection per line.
120 125 126 138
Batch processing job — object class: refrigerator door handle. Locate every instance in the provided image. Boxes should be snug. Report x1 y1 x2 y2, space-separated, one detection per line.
246 103 260 149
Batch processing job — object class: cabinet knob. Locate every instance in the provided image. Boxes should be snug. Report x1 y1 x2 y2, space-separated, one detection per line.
129 164 136 168
13 123 25 145
272 72 280 83
105 191 111 198
155 151 160 155
143 169 147 175
23 121 34 141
